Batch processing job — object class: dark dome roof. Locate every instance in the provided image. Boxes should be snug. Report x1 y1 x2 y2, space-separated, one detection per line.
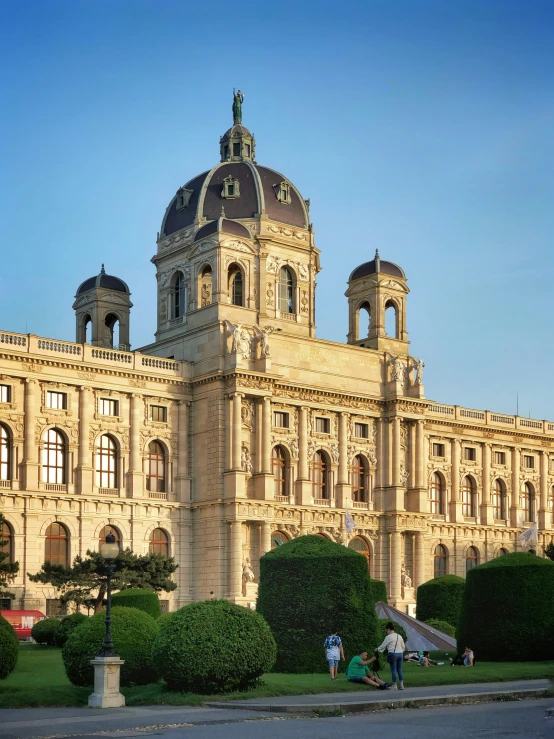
194 218 251 242
221 124 251 140
76 266 130 295
349 254 405 281
162 161 309 237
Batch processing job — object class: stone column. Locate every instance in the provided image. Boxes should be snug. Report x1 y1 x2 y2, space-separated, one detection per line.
23 378 39 489
228 521 243 600
255 400 263 474
510 447 520 527
295 406 311 505
260 521 272 555
232 393 243 471
261 397 271 474
175 400 191 501
481 442 492 524
389 530 402 605
76 386 93 493
127 394 144 497
414 531 426 589
225 394 233 472
391 417 401 487
407 420 428 513
336 412 350 507
450 439 462 521
539 451 550 529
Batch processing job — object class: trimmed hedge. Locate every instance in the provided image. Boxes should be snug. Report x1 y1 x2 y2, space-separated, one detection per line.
256 535 378 673
56 613 88 647
375 618 408 648
457 552 554 661
62 606 159 686
416 575 465 625
153 600 276 693
31 617 62 646
0 614 18 679
111 588 161 619
424 618 456 638
368 579 388 605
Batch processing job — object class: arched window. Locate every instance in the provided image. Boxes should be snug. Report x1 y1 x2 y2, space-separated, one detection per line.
434 544 447 578
98 525 121 550
149 528 169 556
429 473 444 515
466 546 479 572
351 455 367 503
520 482 535 522
272 446 287 498
278 267 294 314
45 523 69 566
357 302 371 340
83 314 91 344
0 424 10 481
104 313 120 349
146 441 166 493
271 531 289 549
498 547 508 557
348 536 371 573
200 265 212 307
95 435 117 489
492 479 507 520
172 271 185 318
461 476 476 517
42 429 66 484
228 264 244 307
384 300 398 339
0 520 13 563
312 450 329 500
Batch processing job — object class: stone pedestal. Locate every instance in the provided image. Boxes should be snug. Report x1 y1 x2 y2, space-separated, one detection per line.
402 586 415 602
88 656 125 708
244 582 258 601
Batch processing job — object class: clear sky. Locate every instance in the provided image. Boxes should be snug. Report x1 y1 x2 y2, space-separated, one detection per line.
1 0 553 418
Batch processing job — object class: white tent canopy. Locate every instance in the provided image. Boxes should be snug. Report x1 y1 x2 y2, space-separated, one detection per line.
376 601 457 652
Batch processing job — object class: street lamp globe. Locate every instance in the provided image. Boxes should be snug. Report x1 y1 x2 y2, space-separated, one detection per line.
101 531 119 560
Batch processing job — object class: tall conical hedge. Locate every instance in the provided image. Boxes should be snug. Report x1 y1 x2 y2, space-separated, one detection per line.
457 552 554 661
416 574 465 626
256 535 378 672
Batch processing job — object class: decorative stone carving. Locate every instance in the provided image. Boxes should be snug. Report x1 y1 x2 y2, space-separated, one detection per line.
266 256 282 274
401 563 412 588
330 443 339 464
300 289 309 314
387 353 406 382
241 446 252 474
289 438 299 459
225 321 252 359
266 284 274 307
252 326 274 358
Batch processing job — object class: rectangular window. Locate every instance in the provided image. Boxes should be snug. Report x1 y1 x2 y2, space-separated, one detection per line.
46 391 67 410
315 417 330 434
150 405 167 423
524 455 535 469
432 443 445 458
0 385 11 403
273 411 289 429
99 398 118 416
354 423 369 439
494 451 506 465
45 599 67 617
233 142 241 156
245 144 251 157
464 447 476 461
227 184 235 196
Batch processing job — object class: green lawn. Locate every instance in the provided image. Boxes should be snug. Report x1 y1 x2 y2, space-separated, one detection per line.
1 645 553 709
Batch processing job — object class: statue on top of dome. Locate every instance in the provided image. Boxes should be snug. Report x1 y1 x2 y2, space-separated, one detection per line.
232 89 244 124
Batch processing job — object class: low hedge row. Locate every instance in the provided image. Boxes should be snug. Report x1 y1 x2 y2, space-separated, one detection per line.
111 588 161 619
416 575 465 625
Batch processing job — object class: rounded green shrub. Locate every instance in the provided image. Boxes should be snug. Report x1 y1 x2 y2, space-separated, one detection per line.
368 579 388 605
256 535 378 673
416 575 465 625
457 552 554 661
0 614 19 679
424 619 456 638
375 618 408 648
62 606 159 686
31 617 62 646
111 588 161 619
152 599 276 693
56 612 88 647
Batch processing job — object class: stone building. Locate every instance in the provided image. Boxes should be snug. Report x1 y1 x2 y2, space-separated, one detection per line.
1 105 552 615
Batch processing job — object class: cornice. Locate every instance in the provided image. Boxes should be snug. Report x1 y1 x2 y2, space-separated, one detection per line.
423 417 554 447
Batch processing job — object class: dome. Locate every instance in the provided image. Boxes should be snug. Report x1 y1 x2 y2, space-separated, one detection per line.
194 218 251 242
349 251 405 281
76 265 130 295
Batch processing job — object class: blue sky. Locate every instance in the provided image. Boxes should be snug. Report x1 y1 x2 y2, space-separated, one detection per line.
1 0 553 418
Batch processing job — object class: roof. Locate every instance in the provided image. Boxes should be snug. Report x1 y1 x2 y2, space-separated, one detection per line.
162 161 309 236
194 218 251 242
349 258 405 281
375 602 456 652
76 266 130 295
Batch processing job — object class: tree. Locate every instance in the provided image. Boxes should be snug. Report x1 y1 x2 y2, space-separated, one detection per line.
544 541 554 561
0 513 19 600
29 548 178 613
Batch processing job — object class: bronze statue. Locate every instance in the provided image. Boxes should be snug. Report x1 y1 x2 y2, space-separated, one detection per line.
232 89 244 124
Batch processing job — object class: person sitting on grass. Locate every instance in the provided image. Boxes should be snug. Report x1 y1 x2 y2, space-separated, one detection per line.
418 651 438 667
449 647 475 666
346 650 392 690
404 652 420 662
323 629 345 681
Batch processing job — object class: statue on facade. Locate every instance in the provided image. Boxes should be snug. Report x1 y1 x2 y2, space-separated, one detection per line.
232 89 244 124
225 321 251 359
387 353 406 382
241 446 253 474
242 557 255 584
413 357 425 385
252 325 274 357
401 563 412 589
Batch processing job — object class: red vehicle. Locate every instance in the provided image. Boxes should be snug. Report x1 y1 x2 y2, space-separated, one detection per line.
1 610 46 640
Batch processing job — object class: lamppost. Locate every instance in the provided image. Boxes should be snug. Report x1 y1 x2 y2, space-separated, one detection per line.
88 531 125 708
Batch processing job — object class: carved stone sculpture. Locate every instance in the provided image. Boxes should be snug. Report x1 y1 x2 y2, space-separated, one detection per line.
225 321 251 359
241 446 253 474
253 325 274 357
401 563 412 589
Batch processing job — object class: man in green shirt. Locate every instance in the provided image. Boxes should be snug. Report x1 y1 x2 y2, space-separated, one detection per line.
346 650 392 689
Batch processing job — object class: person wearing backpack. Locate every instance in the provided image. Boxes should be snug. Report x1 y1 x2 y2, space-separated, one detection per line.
377 622 406 689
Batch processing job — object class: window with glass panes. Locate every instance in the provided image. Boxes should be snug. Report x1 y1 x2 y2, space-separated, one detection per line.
271 531 289 549
351 455 366 502
315 417 330 434
96 435 117 488
432 443 445 457
466 546 478 571
146 440 166 492
99 398 118 416
434 544 447 578
348 536 370 571
41 429 66 483
272 446 287 497
273 411 289 428
173 272 185 318
461 476 475 516
46 391 67 409
278 267 294 313
464 447 476 461
354 423 368 438
0 425 9 480
521 482 535 521
229 267 243 306
492 479 506 519
44 523 68 566
429 472 444 515
150 405 167 423
0 385 11 403
0 521 13 562
312 451 328 499
149 528 169 556
98 525 121 549
524 455 535 469
494 451 506 465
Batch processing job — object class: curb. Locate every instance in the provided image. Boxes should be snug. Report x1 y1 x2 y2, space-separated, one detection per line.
207 688 547 714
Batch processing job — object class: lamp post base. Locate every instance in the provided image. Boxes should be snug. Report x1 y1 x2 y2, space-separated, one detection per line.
88 656 126 708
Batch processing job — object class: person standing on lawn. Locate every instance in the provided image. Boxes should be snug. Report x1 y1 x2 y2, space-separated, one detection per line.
323 629 345 680
377 621 406 689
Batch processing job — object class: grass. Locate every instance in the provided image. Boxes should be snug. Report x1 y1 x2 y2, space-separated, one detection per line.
1 645 553 709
